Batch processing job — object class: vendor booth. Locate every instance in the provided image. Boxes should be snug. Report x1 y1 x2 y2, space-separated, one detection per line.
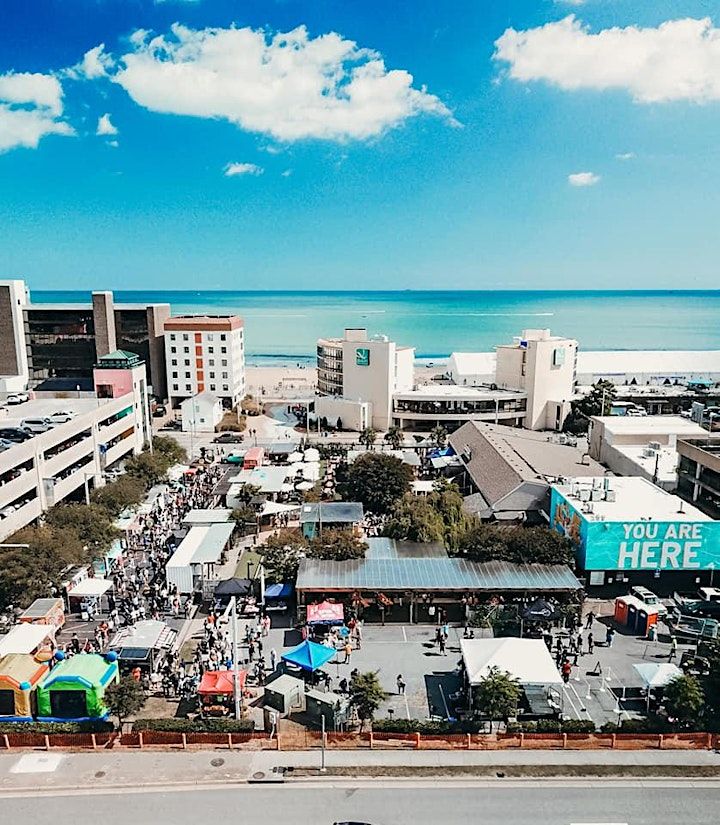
633 662 684 711
109 620 176 674
0 623 57 658
281 640 336 673
0 654 49 721
264 582 293 614
19 598 65 630
36 653 119 721
66 578 114 618
197 669 247 717
306 600 344 626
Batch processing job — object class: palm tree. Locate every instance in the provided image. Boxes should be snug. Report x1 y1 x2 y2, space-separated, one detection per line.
429 425 448 449
383 425 403 450
359 427 378 450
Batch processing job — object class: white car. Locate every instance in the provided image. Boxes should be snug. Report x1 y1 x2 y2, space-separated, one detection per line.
48 411 75 424
20 417 54 434
6 393 29 405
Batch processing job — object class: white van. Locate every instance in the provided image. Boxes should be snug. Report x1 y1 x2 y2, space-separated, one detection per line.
21 417 53 434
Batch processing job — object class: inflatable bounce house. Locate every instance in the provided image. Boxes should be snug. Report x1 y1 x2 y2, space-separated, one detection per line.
0 654 50 722
36 652 119 722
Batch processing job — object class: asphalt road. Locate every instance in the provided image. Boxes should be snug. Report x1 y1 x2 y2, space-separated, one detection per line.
1 784 717 825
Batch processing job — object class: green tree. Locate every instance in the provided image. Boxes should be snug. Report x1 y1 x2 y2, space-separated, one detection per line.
340 452 413 515
349 671 386 730
564 380 617 433
429 425 448 449
152 435 188 465
232 484 261 505
46 503 120 554
231 505 257 535
91 475 147 516
124 451 171 487
260 529 309 581
383 426 404 450
663 674 705 729
428 480 472 551
104 676 147 730
359 427 378 450
309 529 367 561
457 524 575 566
383 495 445 544
472 667 522 730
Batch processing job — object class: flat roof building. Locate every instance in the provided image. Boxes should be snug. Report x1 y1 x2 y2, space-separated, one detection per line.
550 476 719 592
677 437 720 519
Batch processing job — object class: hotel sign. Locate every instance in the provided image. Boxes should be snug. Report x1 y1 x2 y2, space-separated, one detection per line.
356 347 370 367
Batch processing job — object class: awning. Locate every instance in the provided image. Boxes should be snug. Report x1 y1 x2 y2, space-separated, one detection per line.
68 578 113 598
304 448 320 463
260 501 301 517
0 624 57 657
460 638 562 686
306 600 344 625
633 662 683 689
281 640 336 672
265 582 294 600
198 669 247 696
214 578 253 598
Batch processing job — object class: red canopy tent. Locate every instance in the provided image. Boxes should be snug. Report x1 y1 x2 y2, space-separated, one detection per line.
306 600 344 625
198 670 247 695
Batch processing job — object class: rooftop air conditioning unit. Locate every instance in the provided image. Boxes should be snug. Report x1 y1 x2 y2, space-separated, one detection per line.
605 490 617 503
590 490 603 501
579 489 591 502
648 441 662 451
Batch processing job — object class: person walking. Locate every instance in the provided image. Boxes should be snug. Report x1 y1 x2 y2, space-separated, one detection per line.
439 636 446 656
561 659 572 684
343 641 352 664
397 674 406 695
585 610 595 629
605 626 615 648
668 636 678 661
587 632 594 655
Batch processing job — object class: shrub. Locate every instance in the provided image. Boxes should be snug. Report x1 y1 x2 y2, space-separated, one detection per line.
506 719 596 734
133 717 255 733
373 718 483 735
0 721 113 734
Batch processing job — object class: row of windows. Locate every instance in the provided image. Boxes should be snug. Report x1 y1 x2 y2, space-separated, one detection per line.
170 358 230 367
172 383 230 393
172 371 229 380
169 332 230 342
170 345 231 354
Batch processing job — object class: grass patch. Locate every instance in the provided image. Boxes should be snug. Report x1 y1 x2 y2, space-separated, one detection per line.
235 547 263 579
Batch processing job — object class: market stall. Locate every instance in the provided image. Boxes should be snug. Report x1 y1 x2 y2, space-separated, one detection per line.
36 652 119 721
633 662 684 711
0 623 57 658
0 654 49 721
197 669 247 717
109 620 176 674
281 640 336 673
18 598 65 630
306 601 344 626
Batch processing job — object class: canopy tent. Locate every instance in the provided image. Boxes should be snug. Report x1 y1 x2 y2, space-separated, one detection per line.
306 600 344 626
288 451 304 463
260 501 301 517
295 481 314 491
0 624 57 657
67 578 113 599
304 448 320 463
460 638 562 686
198 669 247 696
265 582 294 600
0 654 49 721
214 577 253 598
521 599 560 622
633 662 683 689
281 640 336 672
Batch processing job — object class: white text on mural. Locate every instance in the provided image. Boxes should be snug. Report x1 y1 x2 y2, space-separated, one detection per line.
617 522 703 569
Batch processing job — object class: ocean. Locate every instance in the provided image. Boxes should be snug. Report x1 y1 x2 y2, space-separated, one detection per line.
30 290 720 366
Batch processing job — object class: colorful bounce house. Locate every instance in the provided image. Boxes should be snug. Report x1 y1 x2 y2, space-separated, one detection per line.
36 652 119 722
0 654 50 722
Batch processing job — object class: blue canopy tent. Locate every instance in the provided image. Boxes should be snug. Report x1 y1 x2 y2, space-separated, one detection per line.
265 583 294 599
281 640 336 672
427 445 455 459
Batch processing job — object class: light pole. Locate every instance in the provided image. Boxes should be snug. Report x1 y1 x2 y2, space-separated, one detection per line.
230 595 242 721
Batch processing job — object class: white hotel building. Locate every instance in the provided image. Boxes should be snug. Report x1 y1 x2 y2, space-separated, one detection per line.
164 316 245 409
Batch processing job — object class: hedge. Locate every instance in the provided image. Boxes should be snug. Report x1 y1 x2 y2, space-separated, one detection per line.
133 718 255 733
506 719 597 734
373 718 483 735
0 721 113 734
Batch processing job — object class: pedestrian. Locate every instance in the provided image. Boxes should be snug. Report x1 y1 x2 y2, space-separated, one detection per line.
605 626 615 647
561 659 572 684
397 674 406 695
343 641 352 663
442 622 449 640
585 610 595 629
587 632 594 655
248 640 255 661
439 636 446 656
668 636 678 661
270 648 278 671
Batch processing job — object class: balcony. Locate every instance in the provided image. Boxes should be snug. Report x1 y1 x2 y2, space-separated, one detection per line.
0 498 42 541
100 413 137 442
43 437 94 478
0 470 37 510
104 436 136 466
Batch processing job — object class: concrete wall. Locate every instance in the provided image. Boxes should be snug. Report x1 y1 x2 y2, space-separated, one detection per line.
315 395 370 432
146 304 170 400
342 338 395 430
0 280 29 390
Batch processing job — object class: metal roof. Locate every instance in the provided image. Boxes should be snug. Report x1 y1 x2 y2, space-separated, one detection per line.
296 557 581 592
365 537 448 560
300 502 364 523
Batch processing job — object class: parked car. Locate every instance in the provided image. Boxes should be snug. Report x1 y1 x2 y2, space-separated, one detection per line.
6 393 29 405
0 438 15 452
161 419 181 431
213 432 244 443
0 505 17 518
0 427 33 443
152 404 167 418
48 410 75 424
677 600 720 620
21 417 54 434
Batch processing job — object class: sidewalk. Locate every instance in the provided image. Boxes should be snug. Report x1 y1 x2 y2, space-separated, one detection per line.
0 747 718 795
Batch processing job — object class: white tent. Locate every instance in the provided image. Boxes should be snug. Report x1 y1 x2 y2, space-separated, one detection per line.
304 448 320 462
0 623 57 657
288 451 304 463
460 638 562 686
633 662 683 689
260 501 301 516
68 578 114 598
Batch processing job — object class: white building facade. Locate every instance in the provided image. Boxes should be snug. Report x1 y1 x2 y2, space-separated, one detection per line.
164 316 245 409
181 393 224 433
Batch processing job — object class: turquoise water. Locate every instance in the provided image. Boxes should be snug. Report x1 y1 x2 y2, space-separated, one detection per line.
30 290 720 363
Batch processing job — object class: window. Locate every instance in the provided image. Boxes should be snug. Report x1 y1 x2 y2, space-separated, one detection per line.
208 359 215 366
182 333 189 341
220 333 226 341
185 372 191 379
169 333 176 341
170 346 176 354
172 383 178 391
171 358 177 366
222 371 228 379
185 384 191 392
208 346 214 353
221 346 227 354
221 359 227 367
207 333 214 340
184 359 190 366
209 371 215 379
183 346 189 353
222 384 229 391
210 384 216 391
172 371 178 379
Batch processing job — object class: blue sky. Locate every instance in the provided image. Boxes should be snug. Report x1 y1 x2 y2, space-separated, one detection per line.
2 0 720 291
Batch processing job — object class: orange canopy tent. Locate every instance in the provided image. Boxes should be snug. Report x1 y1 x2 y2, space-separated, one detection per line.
198 670 246 696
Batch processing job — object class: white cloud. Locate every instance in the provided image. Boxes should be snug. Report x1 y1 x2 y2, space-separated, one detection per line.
113 24 454 141
107 139 119 148
77 44 114 79
494 16 720 103
224 162 263 177
615 152 636 160
96 113 118 136
0 72 73 153
568 171 600 186
281 169 293 177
